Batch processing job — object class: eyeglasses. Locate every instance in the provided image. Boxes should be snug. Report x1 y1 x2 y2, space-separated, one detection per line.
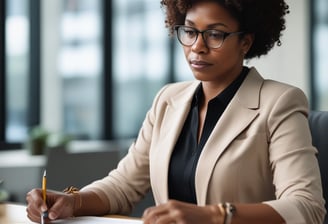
175 25 244 49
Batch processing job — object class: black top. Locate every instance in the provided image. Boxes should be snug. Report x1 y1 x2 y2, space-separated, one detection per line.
168 67 249 203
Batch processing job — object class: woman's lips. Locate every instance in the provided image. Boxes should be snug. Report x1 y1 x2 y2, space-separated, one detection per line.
190 60 212 69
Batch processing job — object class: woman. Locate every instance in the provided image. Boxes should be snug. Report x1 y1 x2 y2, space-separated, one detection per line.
26 0 326 223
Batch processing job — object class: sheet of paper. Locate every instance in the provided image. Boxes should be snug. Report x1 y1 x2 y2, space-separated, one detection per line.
51 216 143 224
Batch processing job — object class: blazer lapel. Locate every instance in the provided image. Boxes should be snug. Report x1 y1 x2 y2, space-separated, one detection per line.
152 81 200 203
194 68 264 205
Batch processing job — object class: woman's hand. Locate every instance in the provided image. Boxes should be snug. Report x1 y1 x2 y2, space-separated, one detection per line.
142 200 222 224
26 188 75 223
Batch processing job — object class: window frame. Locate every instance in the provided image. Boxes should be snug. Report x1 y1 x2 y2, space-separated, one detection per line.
28 0 41 129
310 0 328 110
101 0 113 139
0 0 6 148
310 0 317 110
0 0 177 150
0 0 115 149
0 0 23 149
0 0 41 150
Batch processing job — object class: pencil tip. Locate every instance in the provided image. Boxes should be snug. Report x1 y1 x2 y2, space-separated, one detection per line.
43 170 47 176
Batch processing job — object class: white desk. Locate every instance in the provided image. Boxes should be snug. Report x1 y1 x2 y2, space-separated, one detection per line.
0 203 32 223
0 203 142 224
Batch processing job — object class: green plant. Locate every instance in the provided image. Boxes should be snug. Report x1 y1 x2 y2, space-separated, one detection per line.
27 126 49 155
26 126 73 154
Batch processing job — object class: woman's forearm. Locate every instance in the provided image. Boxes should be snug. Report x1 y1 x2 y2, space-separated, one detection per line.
226 203 285 224
74 191 110 217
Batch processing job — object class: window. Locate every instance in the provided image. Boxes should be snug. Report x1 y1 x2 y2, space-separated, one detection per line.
41 0 175 140
59 0 103 139
1 0 178 150
112 0 170 138
312 0 328 110
5 0 30 142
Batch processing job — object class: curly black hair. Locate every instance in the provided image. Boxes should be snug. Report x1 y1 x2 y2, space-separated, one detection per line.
160 0 290 59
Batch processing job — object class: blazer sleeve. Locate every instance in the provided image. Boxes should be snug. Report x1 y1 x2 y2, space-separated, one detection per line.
262 86 326 224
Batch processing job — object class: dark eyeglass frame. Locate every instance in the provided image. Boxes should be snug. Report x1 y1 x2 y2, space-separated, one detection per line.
174 25 244 49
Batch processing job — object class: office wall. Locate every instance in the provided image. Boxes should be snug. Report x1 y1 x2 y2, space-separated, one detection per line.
248 0 310 96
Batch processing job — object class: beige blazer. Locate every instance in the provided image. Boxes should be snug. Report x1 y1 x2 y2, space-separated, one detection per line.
84 68 326 224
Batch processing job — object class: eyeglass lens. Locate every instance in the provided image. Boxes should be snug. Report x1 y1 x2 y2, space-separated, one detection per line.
177 26 226 48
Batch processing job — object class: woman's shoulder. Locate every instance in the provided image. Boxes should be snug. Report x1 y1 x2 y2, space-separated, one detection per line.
248 67 307 96
240 67 309 110
262 77 307 102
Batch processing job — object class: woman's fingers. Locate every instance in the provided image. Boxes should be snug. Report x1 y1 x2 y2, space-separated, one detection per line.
26 188 74 222
26 188 46 221
47 193 75 220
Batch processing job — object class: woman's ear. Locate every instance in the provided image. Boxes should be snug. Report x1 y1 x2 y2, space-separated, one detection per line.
241 33 254 54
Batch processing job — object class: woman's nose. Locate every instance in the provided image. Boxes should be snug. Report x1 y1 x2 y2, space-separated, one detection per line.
191 34 209 53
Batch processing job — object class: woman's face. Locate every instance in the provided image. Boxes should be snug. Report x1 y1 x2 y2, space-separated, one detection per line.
183 1 252 85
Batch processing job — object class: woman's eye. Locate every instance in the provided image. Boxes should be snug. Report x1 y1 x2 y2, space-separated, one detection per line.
183 29 196 36
207 31 223 39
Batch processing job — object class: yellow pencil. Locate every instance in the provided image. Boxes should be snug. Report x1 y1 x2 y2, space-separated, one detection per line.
41 170 48 224
42 170 47 202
